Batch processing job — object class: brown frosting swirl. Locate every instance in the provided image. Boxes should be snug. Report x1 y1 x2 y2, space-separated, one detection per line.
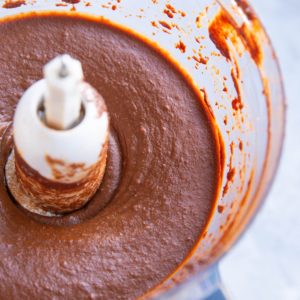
0 13 222 300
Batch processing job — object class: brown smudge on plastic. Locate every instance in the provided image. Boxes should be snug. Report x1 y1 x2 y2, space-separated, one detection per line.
171 22 180 31
175 40 186 53
210 7 276 256
208 8 263 66
223 142 235 197
179 10 186 17
232 98 243 111
195 6 209 28
202 171 254 264
2 0 26 9
159 20 172 30
217 205 225 214
239 140 244 151
163 4 179 19
208 12 231 60
235 0 256 21
195 37 201 44
151 21 158 28
62 0 80 3
56 3 68 7
163 9 174 19
231 67 243 111
45 155 86 181
199 88 214 120
166 4 176 14
192 55 208 65
223 115 228 125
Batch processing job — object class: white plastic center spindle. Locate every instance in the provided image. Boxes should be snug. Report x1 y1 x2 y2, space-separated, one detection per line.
5 55 109 216
44 54 83 130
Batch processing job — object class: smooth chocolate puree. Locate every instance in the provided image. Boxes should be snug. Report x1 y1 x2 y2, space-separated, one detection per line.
0 13 221 299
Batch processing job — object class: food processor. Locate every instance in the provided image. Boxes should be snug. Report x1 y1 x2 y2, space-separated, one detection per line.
0 0 285 299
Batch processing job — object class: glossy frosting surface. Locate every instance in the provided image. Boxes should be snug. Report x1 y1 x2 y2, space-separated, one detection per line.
0 14 221 299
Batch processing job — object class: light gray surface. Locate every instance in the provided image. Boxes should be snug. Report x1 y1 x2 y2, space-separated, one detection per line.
220 1 300 299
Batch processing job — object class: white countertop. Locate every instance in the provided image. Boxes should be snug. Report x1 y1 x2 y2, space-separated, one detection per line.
220 1 300 299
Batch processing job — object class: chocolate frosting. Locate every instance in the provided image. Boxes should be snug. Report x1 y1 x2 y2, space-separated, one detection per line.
0 13 221 299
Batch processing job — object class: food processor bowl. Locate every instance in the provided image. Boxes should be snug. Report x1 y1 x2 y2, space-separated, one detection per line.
0 0 285 299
